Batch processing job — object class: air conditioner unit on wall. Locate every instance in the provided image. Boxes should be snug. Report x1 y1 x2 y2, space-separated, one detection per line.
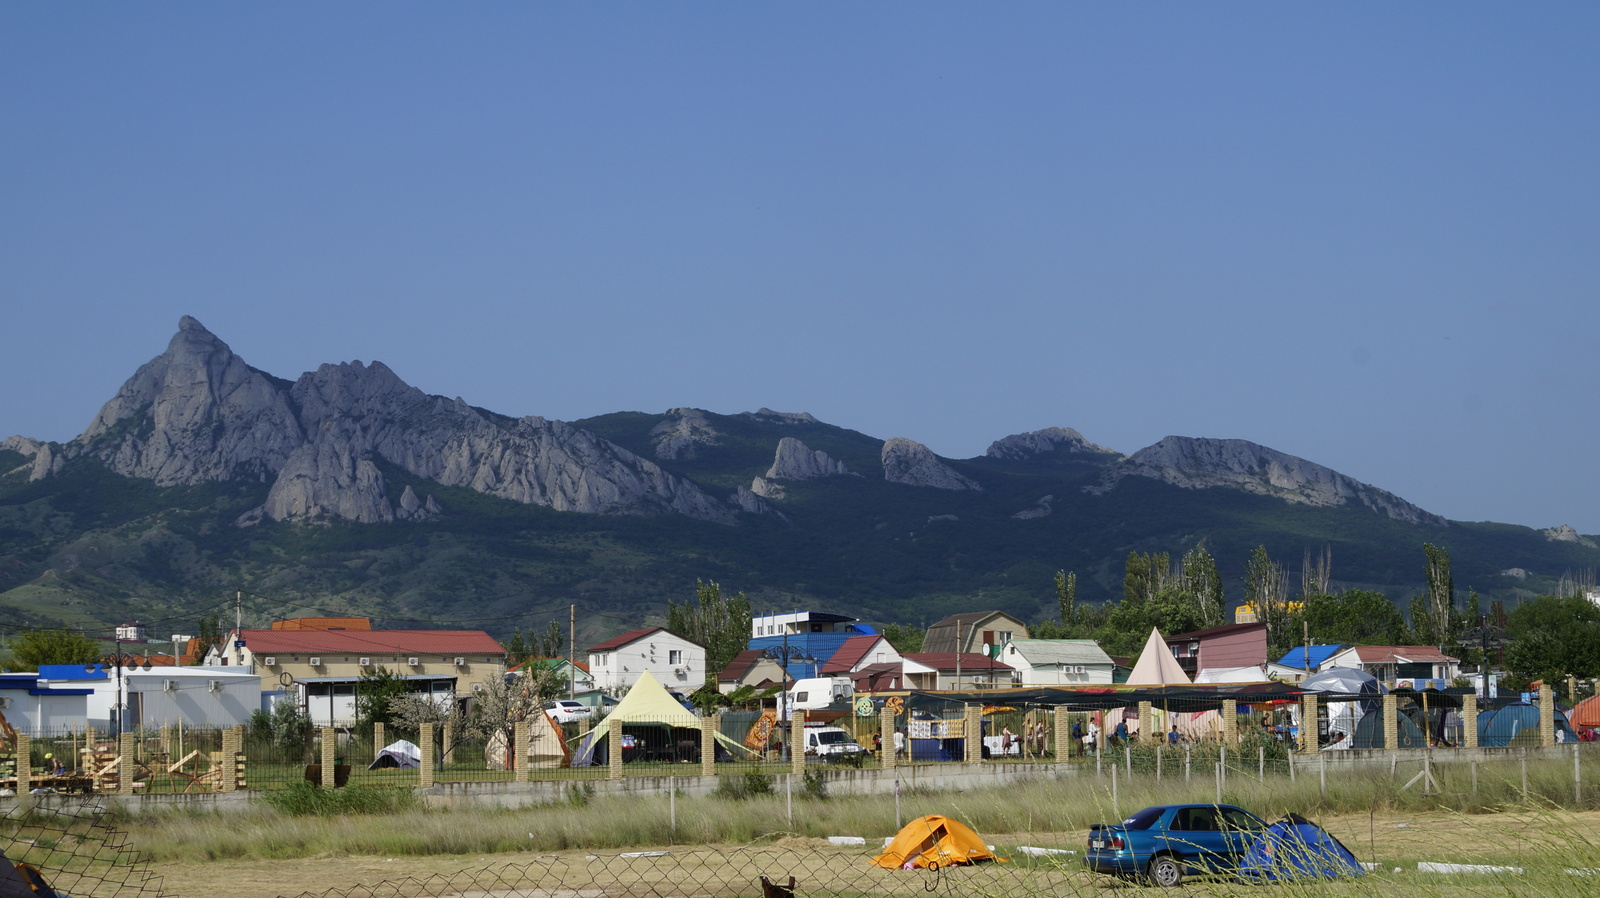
262 657 276 667
454 657 465 667
471 683 485 693
407 657 420 667
208 680 223 693
309 657 322 667
359 657 371 667
163 679 179 692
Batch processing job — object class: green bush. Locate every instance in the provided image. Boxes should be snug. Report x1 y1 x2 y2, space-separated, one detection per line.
259 781 420 817
712 772 773 801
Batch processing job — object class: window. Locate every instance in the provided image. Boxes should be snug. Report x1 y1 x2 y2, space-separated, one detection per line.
669 650 683 665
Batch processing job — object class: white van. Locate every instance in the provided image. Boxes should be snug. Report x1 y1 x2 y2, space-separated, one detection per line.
786 676 853 714
803 726 866 759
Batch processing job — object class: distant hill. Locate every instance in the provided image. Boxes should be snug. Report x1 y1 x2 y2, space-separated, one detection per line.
2 317 1596 645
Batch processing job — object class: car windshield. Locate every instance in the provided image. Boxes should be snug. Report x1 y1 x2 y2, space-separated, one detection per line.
816 732 849 744
1121 807 1166 830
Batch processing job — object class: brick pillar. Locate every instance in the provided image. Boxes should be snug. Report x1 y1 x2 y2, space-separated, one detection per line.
1463 694 1479 749
1136 701 1151 745
419 724 435 788
881 707 897 770
159 725 172 761
700 713 717 776
1222 700 1238 746
119 732 136 795
513 719 531 781
609 719 624 780
790 711 806 775
1540 685 1556 747
1302 694 1319 753
442 723 454 766
220 727 238 793
1054 706 1070 760
374 721 385 760
964 704 983 763
17 734 30 792
320 727 336 788
1382 694 1398 750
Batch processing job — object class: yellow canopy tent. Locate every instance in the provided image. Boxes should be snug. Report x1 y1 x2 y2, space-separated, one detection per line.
873 815 1003 870
573 670 754 761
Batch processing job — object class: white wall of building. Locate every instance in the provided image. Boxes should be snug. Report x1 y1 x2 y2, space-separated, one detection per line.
588 632 704 694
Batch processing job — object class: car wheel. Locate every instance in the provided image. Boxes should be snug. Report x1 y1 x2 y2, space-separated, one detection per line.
1146 855 1183 888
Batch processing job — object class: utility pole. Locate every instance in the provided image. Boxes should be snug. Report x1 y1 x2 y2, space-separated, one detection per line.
569 603 576 700
955 620 963 691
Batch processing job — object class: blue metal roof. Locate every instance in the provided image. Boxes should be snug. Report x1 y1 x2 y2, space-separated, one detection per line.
1275 645 1346 670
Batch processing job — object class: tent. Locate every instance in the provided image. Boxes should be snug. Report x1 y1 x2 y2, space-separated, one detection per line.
1348 707 1427 749
1571 695 1600 729
1236 814 1365 881
368 740 421 770
1479 702 1578 747
485 712 571 769
1126 628 1192 686
572 670 753 766
1194 666 1269 684
872 815 1003 870
1300 669 1383 750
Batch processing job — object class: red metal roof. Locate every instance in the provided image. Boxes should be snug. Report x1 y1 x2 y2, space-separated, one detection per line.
903 652 1013 672
239 629 504 655
585 627 703 653
820 635 887 674
1345 645 1459 664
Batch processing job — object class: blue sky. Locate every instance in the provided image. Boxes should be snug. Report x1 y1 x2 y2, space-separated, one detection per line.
3 5 1597 532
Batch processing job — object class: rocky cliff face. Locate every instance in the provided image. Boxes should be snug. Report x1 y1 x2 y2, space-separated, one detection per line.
986 426 1121 462
749 437 854 500
881 438 981 491
1088 436 1445 525
650 408 721 460
40 318 735 526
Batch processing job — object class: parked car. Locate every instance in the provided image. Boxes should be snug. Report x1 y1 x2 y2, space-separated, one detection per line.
544 700 593 724
802 726 866 759
1084 803 1266 887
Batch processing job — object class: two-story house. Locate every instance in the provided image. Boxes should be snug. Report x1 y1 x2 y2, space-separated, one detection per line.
586 627 705 695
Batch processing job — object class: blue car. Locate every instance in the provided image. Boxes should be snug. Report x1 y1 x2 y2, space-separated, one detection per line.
1085 803 1267 887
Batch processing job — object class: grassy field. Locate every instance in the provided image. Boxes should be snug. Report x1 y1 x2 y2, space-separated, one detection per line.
81 754 1599 898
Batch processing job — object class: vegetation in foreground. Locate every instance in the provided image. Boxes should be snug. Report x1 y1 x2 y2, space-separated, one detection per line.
111 754 1600 865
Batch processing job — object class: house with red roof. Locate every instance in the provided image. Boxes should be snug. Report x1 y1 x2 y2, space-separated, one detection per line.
1321 645 1461 687
901 652 1015 690
204 617 505 724
586 627 705 695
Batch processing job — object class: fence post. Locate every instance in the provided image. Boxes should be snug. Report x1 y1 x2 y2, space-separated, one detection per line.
790 711 805 776
881 706 897 771
1138 701 1153 745
159 725 172 763
962 704 980 763
1382 694 1398 751
1222 700 1238 746
1540 685 1556 747
514 719 531 782
1576 744 1582 806
1185 744 1191 782
419 723 435 788
1463 694 1478 749
221 727 239 793
1054 706 1069 761
374 721 385 758
320 727 336 788
119 731 136 795
16 734 29 793
442 722 454 765
609 719 623 780
700 713 717 777
1302 694 1318 753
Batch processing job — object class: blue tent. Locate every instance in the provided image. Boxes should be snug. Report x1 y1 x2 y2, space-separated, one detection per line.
1236 815 1365 881
1479 702 1577 747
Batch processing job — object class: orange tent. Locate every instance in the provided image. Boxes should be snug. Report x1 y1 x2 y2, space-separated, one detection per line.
1570 695 1600 728
872 815 1003 870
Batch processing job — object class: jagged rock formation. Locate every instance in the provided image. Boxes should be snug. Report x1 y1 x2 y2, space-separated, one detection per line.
743 408 819 425
765 437 850 480
31 318 735 526
986 427 1120 461
732 485 786 521
881 438 980 491
1013 495 1054 520
1088 436 1444 525
650 408 720 460
1543 525 1597 548
749 477 785 500
0 435 61 480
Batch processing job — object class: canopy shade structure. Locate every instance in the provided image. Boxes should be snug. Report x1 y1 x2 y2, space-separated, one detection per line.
574 670 752 759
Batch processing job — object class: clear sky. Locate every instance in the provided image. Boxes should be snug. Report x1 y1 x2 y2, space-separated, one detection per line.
3 5 1597 533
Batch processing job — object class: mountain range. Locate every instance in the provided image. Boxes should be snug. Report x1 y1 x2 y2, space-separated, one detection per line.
2 317 1596 644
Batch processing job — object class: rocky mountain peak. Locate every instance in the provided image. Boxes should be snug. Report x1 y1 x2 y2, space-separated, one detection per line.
881 438 981 491
986 427 1120 461
650 408 720 460
1543 525 1598 548
744 408 820 425
765 437 851 481
1088 436 1444 526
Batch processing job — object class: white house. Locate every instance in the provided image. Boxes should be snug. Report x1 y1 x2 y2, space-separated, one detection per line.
28 664 260 732
586 627 705 695
999 639 1116 686
1321 645 1461 688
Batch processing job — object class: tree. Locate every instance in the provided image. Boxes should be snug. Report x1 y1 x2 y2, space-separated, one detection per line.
353 667 412 729
1504 594 1600 685
5 628 101 670
1415 543 1457 646
667 580 752 687
193 612 226 665
248 697 313 761
1055 570 1078 627
1243 546 1296 659
464 663 559 748
879 622 925 654
1180 546 1225 629
1302 590 1407 646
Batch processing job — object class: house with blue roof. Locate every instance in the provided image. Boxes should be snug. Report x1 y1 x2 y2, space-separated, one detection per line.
748 611 876 681
1275 645 1347 676
0 670 98 734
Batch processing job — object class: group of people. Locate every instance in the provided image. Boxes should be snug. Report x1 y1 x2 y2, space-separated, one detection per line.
998 721 1050 756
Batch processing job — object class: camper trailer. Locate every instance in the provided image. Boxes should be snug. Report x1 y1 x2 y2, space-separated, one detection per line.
785 676 852 716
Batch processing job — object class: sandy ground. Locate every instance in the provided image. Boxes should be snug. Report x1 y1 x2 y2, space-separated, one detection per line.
141 809 1600 898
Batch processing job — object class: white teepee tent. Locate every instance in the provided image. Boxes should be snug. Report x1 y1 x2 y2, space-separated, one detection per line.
1125 627 1192 686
